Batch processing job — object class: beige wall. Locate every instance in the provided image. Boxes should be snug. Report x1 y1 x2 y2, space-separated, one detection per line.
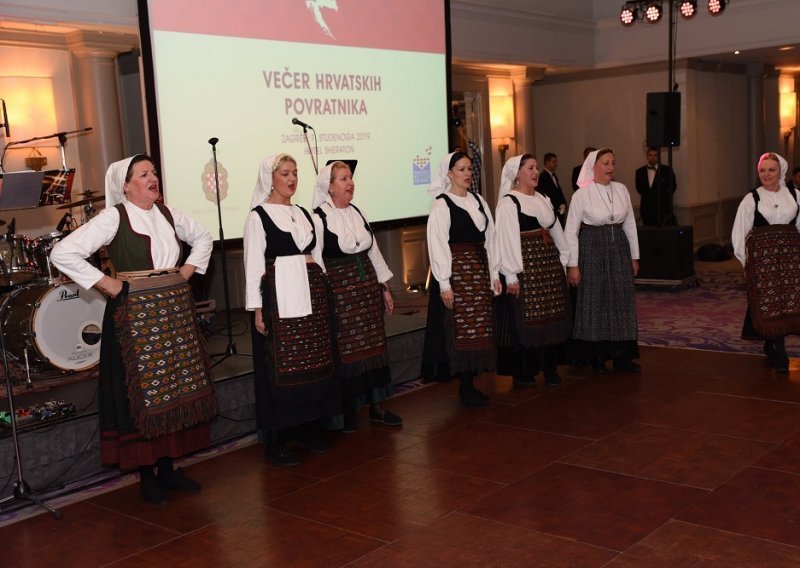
532 65 669 207
531 60 760 243
0 41 82 234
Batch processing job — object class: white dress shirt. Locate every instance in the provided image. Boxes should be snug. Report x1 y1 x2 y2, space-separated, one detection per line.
563 181 639 267
50 201 213 291
311 198 393 283
427 191 499 292
495 190 569 285
243 203 317 316
732 186 800 267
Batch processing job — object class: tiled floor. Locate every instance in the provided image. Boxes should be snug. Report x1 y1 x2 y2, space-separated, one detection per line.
4 346 800 567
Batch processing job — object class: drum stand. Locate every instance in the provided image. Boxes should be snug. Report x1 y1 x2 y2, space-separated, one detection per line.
207 138 251 368
0 318 62 519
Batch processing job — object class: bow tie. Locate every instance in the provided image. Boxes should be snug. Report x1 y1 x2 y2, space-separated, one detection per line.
647 166 657 170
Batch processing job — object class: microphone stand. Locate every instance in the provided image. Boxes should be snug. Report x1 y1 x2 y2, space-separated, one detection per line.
300 125 319 176
0 127 92 173
0 315 62 519
207 138 250 367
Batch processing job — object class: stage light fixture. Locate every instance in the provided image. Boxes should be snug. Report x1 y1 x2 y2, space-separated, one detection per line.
679 0 697 18
620 5 637 26
708 0 727 15
644 2 663 23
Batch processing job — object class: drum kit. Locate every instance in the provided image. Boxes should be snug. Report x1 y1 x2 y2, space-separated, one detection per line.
0 192 107 384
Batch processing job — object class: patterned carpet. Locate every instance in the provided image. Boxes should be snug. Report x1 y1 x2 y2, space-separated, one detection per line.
636 267 800 356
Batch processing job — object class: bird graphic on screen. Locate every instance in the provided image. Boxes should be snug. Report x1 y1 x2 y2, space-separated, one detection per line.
306 0 338 38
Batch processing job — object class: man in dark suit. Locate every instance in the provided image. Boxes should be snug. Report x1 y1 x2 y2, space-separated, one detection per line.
571 146 596 191
635 146 677 226
538 152 567 225
787 166 800 190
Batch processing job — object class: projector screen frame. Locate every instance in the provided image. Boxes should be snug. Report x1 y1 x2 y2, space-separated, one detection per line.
136 0 453 240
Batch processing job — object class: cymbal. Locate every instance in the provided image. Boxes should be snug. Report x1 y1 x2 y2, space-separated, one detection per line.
56 195 105 209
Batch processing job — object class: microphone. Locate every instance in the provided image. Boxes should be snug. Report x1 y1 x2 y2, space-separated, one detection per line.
208 137 219 146
0 99 9 138
56 212 71 232
291 117 314 130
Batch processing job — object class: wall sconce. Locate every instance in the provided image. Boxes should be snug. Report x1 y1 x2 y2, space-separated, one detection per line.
489 94 514 164
780 90 797 156
0 75 58 148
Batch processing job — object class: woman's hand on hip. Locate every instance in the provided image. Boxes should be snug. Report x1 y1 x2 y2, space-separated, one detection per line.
96 275 123 298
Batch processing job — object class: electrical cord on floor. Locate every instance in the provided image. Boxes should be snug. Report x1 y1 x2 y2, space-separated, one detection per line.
215 413 256 423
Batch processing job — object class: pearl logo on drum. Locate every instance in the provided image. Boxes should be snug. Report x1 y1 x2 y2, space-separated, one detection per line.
57 287 80 301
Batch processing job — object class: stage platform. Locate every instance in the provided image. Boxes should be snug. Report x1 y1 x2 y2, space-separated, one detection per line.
0 294 428 504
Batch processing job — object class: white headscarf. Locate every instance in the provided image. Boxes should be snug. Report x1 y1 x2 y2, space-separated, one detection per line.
104 155 137 207
250 153 294 208
758 152 789 190
499 155 524 198
313 163 334 209
428 152 456 197
576 149 604 189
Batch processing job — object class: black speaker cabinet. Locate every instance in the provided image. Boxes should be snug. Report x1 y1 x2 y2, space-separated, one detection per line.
646 92 681 148
637 226 694 280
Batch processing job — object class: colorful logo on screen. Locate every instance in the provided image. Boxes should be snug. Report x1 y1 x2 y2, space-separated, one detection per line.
412 147 433 185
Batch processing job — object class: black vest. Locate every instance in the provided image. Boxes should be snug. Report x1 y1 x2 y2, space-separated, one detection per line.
106 202 180 272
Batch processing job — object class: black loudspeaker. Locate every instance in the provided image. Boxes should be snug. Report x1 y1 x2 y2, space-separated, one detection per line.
646 92 681 148
637 226 694 280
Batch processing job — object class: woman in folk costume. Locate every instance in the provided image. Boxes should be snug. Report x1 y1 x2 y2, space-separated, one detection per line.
243 153 339 467
732 152 800 372
421 151 501 407
311 161 402 432
495 154 571 387
564 148 640 374
50 154 217 505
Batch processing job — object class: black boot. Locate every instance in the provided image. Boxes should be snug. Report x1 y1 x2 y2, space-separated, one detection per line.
512 349 536 387
140 465 167 505
265 430 301 467
459 374 487 408
157 456 201 492
592 358 607 375
773 337 790 373
544 370 562 386
613 357 641 373
542 347 561 386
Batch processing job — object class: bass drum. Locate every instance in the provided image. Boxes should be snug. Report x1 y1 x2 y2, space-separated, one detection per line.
1 282 106 371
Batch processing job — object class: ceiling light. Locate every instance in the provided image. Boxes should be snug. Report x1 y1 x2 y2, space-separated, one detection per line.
708 0 727 15
679 0 697 18
620 5 638 26
644 2 663 23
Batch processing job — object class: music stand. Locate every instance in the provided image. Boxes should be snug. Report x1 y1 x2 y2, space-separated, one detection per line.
0 171 45 210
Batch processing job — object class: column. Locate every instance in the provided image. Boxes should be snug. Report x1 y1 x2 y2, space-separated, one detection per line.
66 30 138 195
512 67 546 157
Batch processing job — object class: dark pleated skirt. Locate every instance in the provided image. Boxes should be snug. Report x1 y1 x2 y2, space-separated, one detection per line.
571 224 639 361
